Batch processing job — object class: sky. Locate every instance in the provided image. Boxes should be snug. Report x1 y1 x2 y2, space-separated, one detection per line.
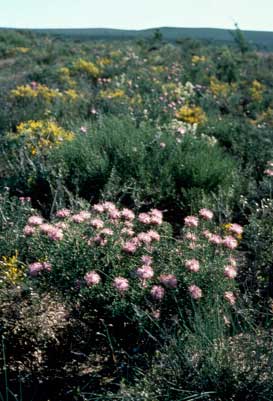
1 0 273 31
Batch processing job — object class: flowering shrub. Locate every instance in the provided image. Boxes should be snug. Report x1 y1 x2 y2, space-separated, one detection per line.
176 105 206 124
10 119 74 155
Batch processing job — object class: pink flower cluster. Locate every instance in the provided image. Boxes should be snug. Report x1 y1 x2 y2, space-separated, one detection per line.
199 208 213 220
84 270 101 286
188 285 202 299
159 274 177 289
138 209 163 225
29 261 52 276
227 223 243 236
264 161 273 176
56 209 71 218
184 215 199 228
150 285 165 300
224 265 237 279
185 259 200 273
113 277 129 293
224 291 236 305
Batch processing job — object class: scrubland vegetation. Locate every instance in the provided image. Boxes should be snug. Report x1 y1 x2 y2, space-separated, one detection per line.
1 28 273 400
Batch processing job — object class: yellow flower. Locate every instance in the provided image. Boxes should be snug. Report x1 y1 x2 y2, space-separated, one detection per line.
176 105 206 125
99 89 125 99
250 80 264 102
210 77 230 97
13 120 74 154
0 251 25 285
192 55 206 64
73 58 100 78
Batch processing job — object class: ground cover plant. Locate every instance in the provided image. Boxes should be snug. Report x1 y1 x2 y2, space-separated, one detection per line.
0 28 273 400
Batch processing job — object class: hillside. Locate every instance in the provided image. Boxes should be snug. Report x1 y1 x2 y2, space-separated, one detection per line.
28 26 273 50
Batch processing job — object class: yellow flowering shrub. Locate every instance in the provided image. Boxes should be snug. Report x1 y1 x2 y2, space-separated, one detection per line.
13 120 74 155
63 89 79 101
250 80 264 102
0 251 25 285
58 67 76 87
99 89 125 99
97 57 112 67
176 105 206 124
11 83 80 103
73 58 100 78
210 77 230 97
13 47 30 54
11 83 63 102
192 55 206 64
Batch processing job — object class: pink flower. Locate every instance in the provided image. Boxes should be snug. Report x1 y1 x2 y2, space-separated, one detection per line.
149 209 163 225
113 277 129 293
71 214 86 223
147 230 160 242
203 229 212 239
40 223 55 234
141 255 153 265
228 223 243 236
222 236 238 250
23 225 35 236
209 234 222 245
150 209 163 219
122 241 138 254
224 266 237 279
185 259 200 273
184 216 198 228
149 215 163 225
89 235 108 246
159 274 177 289
92 203 105 213
224 291 236 305
47 227 63 241
150 285 165 301
199 208 213 220
188 285 202 299
137 232 152 244
56 209 71 218
159 142 166 148
90 218 104 229
108 210 120 220
55 222 67 229
28 216 43 226
121 228 134 237
264 169 273 176
84 271 101 286
136 265 154 280
138 213 151 225
28 262 43 276
185 232 197 241
102 202 116 212
79 211 91 219
100 228 114 237
121 208 135 221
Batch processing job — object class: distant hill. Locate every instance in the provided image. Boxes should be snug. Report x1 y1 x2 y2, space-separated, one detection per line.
31 27 273 50
1 27 273 50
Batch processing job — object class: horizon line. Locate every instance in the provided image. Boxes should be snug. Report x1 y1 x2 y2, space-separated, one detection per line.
1 25 273 34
